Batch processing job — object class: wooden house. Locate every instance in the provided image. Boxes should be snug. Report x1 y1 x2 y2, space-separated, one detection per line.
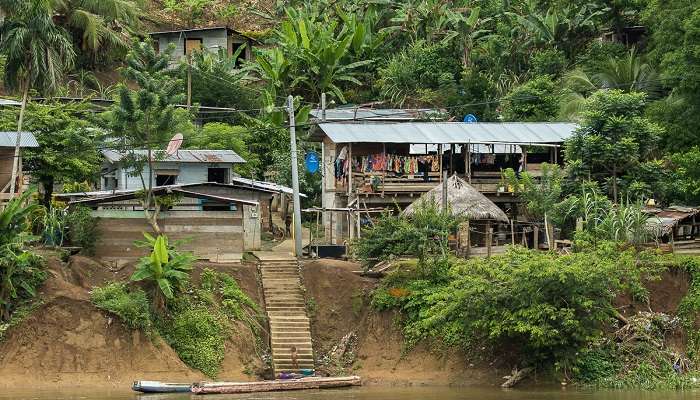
66 184 265 262
313 122 577 242
0 131 39 205
149 27 256 67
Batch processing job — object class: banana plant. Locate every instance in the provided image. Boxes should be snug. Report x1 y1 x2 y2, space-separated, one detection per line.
0 189 40 321
131 234 194 311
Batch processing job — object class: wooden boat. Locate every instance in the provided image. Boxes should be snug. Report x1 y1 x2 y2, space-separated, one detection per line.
132 380 193 393
191 376 362 395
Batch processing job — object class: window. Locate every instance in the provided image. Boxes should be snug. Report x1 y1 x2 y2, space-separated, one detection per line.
207 167 229 184
156 174 177 186
185 38 203 55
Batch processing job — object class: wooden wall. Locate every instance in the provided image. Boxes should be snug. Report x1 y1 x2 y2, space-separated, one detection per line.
0 148 14 191
92 210 251 259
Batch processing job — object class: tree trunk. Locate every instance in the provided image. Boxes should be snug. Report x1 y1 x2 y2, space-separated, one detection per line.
41 176 54 209
9 81 30 199
612 166 618 204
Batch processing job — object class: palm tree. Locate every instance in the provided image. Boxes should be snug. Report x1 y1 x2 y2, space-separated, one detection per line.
561 48 659 120
0 0 76 198
52 0 142 57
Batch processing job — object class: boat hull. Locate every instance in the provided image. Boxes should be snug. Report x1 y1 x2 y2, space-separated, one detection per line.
191 376 361 395
132 380 192 393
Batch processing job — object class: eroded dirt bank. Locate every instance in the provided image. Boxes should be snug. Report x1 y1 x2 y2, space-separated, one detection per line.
0 254 262 389
0 255 692 389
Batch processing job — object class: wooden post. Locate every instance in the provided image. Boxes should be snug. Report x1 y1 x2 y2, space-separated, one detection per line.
382 142 386 197
465 219 471 258
316 210 321 245
533 225 539 250
670 228 675 253
466 143 472 183
486 222 493 258
438 144 443 183
523 148 528 172
347 143 353 195
329 211 334 245
510 219 515 246
576 217 583 232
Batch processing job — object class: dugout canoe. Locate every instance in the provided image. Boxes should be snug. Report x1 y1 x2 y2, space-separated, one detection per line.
191 376 362 395
132 380 192 393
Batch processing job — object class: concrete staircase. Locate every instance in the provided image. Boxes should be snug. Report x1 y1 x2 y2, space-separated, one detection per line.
259 258 315 374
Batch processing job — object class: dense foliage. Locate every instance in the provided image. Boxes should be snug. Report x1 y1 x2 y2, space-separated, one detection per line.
0 190 45 322
91 282 154 335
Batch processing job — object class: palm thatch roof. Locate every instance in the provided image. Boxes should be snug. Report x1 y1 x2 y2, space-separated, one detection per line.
402 175 509 222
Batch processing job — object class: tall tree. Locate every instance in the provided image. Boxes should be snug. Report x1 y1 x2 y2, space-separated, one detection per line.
52 0 142 62
564 90 663 203
0 101 103 206
0 0 75 198
108 40 189 233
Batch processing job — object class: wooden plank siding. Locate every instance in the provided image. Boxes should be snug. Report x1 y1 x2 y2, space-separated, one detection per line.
93 210 251 259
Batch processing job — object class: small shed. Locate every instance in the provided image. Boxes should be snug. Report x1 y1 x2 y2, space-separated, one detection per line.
150 26 256 66
0 131 39 203
68 185 262 262
646 206 700 251
403 174 509 256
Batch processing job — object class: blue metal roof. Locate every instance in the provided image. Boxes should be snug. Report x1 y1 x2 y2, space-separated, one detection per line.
0 132 39 148
318 122 578 145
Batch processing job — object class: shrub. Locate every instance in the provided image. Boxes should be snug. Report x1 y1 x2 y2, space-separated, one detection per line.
374 243 663 372
160 307 227 378
91 282 153 334
501 75 559 121
377 40 459 106
65 206 99 255
353 201 458 272
531 48 567 77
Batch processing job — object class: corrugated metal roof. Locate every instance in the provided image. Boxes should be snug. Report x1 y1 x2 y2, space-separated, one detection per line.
310 108 445 121
0 132 39 148
0 98 21 106
231 177 307 197
102 149 245 164
319 122 578 144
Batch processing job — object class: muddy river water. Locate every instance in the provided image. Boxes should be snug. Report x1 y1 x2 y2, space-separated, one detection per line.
1 386 699 400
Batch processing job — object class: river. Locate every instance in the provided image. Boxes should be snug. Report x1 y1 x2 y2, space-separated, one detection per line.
0 386 698 400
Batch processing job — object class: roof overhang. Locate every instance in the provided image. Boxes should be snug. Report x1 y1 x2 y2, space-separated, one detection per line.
318 122 578 146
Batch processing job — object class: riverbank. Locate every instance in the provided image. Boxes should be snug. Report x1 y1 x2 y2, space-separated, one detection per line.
0 252 695 390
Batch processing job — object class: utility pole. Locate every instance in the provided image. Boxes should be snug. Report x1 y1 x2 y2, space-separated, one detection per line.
320 93 327 240
287 95 303 258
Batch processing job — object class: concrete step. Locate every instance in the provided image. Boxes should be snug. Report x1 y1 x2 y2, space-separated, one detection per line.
269 317 310 322
266 304 306 309
266 305 306 310
271 337 312 343
272 346 313 353
264 293 304 299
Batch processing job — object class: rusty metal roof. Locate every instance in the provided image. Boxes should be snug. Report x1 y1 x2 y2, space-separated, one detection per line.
310 108 445 122
102 149 245 164
645 206 699 235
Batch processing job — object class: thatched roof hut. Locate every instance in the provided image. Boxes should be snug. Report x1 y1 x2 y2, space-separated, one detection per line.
402 175 509 222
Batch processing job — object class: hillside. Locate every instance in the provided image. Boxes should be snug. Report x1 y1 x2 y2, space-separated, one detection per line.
144 0 276 33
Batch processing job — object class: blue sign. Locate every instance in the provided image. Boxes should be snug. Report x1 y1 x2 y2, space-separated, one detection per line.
463 114 478 123
305 151 320 174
